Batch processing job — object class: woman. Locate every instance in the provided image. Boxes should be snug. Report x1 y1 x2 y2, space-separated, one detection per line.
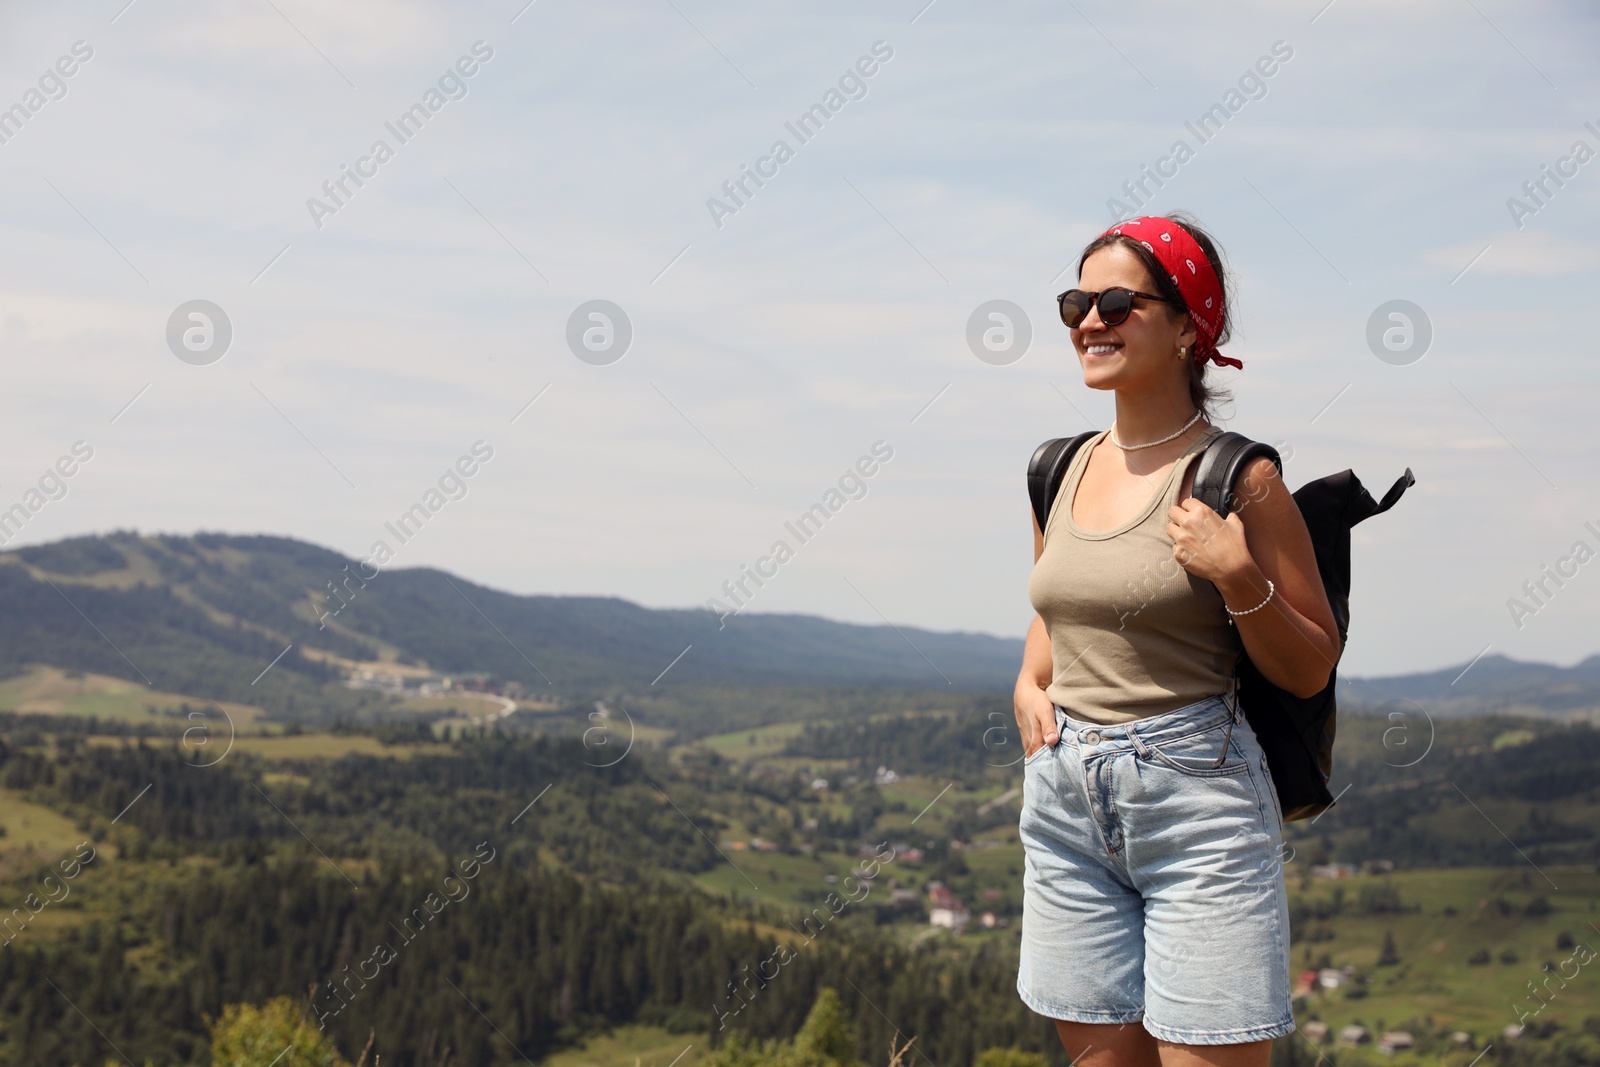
1014 213 1341 1066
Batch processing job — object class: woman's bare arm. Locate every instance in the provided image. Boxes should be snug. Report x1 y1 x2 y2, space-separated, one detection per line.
1168 456 1342 697
1014 511 1059 756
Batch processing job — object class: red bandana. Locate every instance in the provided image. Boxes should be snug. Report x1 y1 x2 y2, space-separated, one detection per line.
1099 216 1242 370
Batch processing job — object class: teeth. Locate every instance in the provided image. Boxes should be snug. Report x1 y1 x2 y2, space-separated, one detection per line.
1087 344 1120 354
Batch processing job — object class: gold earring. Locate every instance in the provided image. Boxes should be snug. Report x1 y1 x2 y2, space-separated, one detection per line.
1179 346 1188 359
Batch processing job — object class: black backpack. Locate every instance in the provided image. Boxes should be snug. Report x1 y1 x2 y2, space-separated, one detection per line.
1027 430 1414 822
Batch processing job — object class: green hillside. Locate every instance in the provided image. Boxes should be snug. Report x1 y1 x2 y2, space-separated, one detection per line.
0 533 1021 730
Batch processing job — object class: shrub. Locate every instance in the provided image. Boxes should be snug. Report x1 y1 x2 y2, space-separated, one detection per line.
706 988 865 1067
207 997 352 1067
1357 882 1404 915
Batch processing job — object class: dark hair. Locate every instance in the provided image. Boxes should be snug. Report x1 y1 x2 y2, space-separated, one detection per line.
1075 211 1235 423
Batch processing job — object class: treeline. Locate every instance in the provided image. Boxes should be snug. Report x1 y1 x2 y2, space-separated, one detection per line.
1291 716 1600 869
626 684 996 745
0 709 193 743
781 701 1016 783
4 736 729 881
4 855 1064 1067
0 726 1067 1066
11 707 1599 881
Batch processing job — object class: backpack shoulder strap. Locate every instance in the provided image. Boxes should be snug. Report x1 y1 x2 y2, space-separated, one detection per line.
1191 431 1283 519
1028 431 1099 534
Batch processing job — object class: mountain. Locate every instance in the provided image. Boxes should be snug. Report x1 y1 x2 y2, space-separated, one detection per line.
1340 653 1600 720
4 531 1598 728
0 532 1022 719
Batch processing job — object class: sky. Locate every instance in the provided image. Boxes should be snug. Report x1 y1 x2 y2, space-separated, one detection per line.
0 0 1597 679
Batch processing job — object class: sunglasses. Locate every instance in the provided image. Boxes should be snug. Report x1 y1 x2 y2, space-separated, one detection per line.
1057 287 1173 329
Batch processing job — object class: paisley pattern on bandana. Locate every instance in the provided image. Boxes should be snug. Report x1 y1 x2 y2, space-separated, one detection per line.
1099 216 1243 370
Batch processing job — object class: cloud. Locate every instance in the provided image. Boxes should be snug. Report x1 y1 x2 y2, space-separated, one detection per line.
1426 229 1600 277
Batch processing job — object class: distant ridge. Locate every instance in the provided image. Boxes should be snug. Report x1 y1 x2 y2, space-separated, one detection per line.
1341 652 1600 719
2 532 1595 723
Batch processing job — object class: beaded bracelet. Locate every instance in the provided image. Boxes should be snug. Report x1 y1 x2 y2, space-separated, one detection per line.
1224 579 1275 620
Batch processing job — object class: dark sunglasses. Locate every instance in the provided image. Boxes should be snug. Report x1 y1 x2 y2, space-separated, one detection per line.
1057 287 1173 328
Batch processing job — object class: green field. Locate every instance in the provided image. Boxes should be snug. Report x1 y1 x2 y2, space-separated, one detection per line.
0 664 265 725
0 787 90 880
1285 866 1600 1051
699 721 810 760
231 734 455 760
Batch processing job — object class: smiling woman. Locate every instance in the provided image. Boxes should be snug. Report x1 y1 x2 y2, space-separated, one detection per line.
1014 214 1344 1067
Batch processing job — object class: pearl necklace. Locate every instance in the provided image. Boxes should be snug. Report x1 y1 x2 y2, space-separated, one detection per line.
1109 409 1204 451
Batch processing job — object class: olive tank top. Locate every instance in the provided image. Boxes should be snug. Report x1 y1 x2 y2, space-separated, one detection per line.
1026 426 1242 725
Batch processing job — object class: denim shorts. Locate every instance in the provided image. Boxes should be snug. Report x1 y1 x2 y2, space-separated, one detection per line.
1016 691 1295 1045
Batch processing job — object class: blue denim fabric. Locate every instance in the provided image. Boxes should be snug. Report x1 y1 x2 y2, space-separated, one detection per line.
1017 691 1295 1044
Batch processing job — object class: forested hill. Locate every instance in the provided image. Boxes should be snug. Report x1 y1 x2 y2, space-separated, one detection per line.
0 532 1021 713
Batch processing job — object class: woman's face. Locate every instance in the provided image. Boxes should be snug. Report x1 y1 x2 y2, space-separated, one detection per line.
1072 243 1196 392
